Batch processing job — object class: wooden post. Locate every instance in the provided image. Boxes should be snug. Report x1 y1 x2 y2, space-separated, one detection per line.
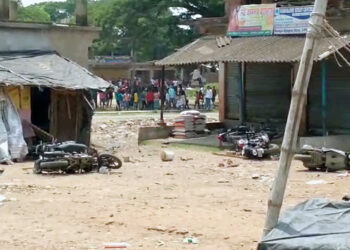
218 62 226 122
263 0 328 236
321 61 328 136
159 66 166 126
239 62 246 123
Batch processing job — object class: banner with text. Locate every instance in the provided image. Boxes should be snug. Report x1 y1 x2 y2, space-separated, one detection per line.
227 4 276 37
274 6 313 35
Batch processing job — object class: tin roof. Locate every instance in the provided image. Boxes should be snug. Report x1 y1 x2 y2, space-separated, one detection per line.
156 35 350 66
0 51 110 90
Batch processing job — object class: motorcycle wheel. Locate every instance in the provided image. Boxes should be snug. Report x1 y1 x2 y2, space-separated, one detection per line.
98 154 123 169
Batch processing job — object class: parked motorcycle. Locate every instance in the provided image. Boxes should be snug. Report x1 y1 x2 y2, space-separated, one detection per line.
33 141 122 174
294 145 349 171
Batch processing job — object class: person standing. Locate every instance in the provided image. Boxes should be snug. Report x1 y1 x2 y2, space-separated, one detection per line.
114 84 119 110
146 89 155 110
205 86 213 110
140 89 147 110
168 86 176 109
133 91 139 110
123 92 130 110
116 91 123 110
153 88 160 110
212 86 217 108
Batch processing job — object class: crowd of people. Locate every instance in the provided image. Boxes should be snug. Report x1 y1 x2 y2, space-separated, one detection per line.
91 78 217 111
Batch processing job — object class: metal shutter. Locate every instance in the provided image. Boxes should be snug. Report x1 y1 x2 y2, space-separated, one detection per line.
308 60 350 133
245 63 291 123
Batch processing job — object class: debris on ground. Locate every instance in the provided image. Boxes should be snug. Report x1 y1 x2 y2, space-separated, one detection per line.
218 159 239 168
103 242 131 249
0 194 6 202
147 226 168 232
183 237 200 244
180 156 193 161
306 180 328 185
161 150 175 162
342 195 350 202
252 174 261 180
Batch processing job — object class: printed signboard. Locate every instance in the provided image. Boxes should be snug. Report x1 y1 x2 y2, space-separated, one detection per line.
274 6 313 35
227 4 276 37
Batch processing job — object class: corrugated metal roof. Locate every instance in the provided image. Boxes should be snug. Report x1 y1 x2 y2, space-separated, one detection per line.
0 51 111 90
156 35 350 66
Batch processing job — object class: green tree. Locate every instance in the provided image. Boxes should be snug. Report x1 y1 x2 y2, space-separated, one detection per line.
90 0 198 60
37 0 76 23
18 5 51 22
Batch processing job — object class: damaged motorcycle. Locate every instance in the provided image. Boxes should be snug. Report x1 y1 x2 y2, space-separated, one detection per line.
218 125 280 159
294 145 349 171
32 141 122 174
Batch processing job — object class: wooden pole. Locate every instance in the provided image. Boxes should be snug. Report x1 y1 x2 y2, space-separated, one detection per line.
263 0 328 236
322 61 328 136
159 66 166 126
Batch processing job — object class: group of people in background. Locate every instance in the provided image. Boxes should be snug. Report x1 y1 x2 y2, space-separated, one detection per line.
91 78 217 111
195 86 217 110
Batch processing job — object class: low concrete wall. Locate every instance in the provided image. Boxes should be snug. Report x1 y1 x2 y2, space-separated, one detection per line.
138 126 174 144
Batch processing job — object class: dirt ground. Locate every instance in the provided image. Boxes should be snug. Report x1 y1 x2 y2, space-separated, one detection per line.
0 111 349 250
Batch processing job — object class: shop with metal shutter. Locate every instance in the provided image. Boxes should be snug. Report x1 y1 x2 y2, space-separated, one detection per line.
245 63 292 123
225 62 241 120
308 60 350 134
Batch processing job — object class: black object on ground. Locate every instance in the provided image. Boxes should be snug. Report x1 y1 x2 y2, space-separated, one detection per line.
258 198 350 250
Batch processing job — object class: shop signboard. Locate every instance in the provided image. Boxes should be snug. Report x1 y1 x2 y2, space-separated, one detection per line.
227 4 276 37
274 6 313 35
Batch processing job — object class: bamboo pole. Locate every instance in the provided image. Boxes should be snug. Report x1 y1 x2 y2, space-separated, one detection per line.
263 0 329 236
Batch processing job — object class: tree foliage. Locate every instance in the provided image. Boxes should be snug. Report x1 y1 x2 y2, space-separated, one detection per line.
18 5 51 22
90 0 224 60
36 0 76 23
19 0 225 60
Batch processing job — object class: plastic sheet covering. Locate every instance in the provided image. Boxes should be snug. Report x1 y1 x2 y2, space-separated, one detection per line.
258 198 350 250
0 88 28 162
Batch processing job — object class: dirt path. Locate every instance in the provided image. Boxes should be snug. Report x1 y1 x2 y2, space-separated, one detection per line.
0 112 348 249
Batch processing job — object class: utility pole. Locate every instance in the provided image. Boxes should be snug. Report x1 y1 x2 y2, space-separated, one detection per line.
263 0 328 236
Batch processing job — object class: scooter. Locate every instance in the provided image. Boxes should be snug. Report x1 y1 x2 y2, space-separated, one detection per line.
294 145 349 171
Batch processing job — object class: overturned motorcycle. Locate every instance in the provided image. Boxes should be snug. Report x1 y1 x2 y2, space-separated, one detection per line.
33 141 122 174
218 125 280 159
294 145 349 171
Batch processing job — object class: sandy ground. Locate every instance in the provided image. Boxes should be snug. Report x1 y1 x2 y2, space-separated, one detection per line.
0 111 349 250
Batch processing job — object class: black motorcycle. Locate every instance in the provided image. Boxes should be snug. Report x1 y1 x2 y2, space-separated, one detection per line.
218 125 280 159
33 141 122 174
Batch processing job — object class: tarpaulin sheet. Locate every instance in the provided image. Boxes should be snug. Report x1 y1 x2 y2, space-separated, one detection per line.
258 198 350 250
0 88 28 162
0 50 110 90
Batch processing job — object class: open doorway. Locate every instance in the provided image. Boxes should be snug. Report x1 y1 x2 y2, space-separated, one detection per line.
31 87 51 132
